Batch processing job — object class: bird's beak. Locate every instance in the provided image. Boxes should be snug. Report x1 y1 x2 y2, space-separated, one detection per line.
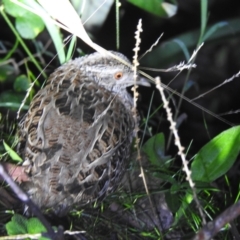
136 76 151 87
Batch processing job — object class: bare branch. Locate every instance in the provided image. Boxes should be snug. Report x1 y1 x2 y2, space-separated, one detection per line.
193 200 240 240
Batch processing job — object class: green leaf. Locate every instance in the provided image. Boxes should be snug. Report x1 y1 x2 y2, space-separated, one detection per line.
16 14 45 39
27 218 50 240
3 140 22 162
152 172 177 184
23 0 66 63
172 191 193 226
203 21 228 41
3 0 65 62
5 214 28 235
0 90 26 110
165 192 181 213
142 133 171 167
140 18 240 68
191 126 240 182
14 74 30 92
127 0 177 18
27 218 46 233
170 183 181 194
3 0 45 39
0 64 17 83
66 35 77 61
5 215 51 240
3 0 28 17
198 0 208 43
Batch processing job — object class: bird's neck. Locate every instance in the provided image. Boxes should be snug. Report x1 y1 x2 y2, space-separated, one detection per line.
111 88 134 111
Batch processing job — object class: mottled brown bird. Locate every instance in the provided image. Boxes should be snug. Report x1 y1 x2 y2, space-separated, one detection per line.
18 51 148 215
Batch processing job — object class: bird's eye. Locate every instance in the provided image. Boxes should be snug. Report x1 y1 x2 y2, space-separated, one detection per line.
114 72 123 80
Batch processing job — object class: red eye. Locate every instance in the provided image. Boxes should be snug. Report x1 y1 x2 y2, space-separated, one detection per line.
114 72 123 80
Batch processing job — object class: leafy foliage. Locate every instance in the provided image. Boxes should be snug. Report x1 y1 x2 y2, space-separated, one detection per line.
5 214 50 240
191 126 240 182
3 0 45 39
3 140 22 162
127 0 177 18
142 133 171 168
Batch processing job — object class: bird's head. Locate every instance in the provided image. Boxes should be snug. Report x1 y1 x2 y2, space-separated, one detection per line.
78 51 150 93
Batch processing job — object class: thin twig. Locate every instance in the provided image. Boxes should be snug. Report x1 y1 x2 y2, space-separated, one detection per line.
138 33 163 60
191 70 240 102
139 70 234 127
132 19 164 235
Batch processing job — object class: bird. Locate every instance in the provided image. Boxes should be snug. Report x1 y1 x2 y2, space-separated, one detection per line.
18 51 149 215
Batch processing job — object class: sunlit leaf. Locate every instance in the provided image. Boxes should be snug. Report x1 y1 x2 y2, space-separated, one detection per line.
3 140 22 162
27 218 49 240
3 0 45 39
16 14 44 39
3 0 27 17
191 126 240 182
5 214 28 235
